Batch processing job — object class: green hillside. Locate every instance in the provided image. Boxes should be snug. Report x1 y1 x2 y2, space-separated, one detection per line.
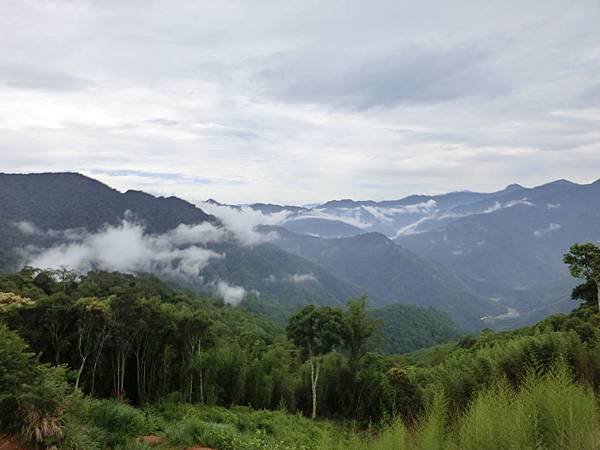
2 267 600 449
273 228 499 329
370 303 461 354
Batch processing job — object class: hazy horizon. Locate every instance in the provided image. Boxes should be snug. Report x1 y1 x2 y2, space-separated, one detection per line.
3 171 600 207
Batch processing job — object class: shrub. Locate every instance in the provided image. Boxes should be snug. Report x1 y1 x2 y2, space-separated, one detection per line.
0 324 69 447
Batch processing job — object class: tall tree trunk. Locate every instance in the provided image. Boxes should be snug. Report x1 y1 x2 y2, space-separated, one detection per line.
198 339 203 403
114 349 127 401
310 358 320 419
91 354 100 396
135 348 142 404
75 355 88 391
120 350 126 401
75 331 87 391
90 324 109 397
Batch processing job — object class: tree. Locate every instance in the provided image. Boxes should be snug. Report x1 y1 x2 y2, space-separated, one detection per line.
107 294 139 400
341 296 379 367
564 242 600 311
287 305 343 418
178 308 213 403
73 297 112 391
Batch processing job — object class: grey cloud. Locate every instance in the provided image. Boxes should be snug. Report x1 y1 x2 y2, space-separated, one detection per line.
0 62 91 92
0 1 599 204
256 42 507 110
89 169 215 186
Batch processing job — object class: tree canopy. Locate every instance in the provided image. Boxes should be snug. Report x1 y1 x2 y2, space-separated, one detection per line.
564 242 600 310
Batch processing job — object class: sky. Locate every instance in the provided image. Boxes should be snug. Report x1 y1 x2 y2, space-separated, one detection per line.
1 0 600 205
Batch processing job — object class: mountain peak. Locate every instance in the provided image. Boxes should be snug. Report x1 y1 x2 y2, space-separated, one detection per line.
321 198 356 208
504 183 524 191
542 179 576 187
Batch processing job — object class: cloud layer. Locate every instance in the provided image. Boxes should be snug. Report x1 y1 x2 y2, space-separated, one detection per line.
18 218 260 305
1 1 600 203
23 220 225 278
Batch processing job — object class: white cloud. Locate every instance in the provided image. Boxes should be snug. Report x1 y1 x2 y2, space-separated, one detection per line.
360 206 394 223
285 208 373 229
286 273 317 283
198 202 288 245
215 280 247 305
360 200 438 224
533 223 562 238
482 198 535 214
14 221 41 235
481 307 520 322
393 216 432 237
387 200 439 215
23 220 225 278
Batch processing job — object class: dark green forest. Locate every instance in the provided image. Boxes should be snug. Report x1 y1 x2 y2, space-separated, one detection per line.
1 243 600 449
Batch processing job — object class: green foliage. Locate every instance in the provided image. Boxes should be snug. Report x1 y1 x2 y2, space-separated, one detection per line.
0 323 69 446
287 304 344 359
2 266 600 448
353 365 600 450
457 366 600 450
370 303 461 354
342 296 380 365
565 242 600 309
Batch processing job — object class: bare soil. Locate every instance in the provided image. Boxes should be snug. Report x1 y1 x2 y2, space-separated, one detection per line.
0 435 29 450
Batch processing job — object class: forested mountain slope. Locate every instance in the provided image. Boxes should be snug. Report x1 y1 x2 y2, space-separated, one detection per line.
272 227 500 329
0 173 366 315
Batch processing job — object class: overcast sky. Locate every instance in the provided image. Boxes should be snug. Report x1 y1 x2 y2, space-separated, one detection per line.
1 0 600 204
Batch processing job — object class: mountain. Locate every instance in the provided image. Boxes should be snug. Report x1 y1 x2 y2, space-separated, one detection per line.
396 179 600 325
281 217 365 238
0 173 366 315
256 179 598 327
2 172 591 331
256 187 521 238
0 172 218 270
271 227 501 329
190 240 368 316
0 172 217 232
247 203 307 215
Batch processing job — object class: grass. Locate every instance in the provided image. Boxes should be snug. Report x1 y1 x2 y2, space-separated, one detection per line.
359 365 600 450
56 364 600 449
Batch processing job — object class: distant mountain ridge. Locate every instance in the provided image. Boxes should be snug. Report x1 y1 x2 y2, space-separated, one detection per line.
2 172 594 331
236 183 543 238
223 178 599 327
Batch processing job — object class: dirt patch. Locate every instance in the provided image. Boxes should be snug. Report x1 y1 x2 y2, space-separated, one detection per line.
135 435 164 445
0 434 29 450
